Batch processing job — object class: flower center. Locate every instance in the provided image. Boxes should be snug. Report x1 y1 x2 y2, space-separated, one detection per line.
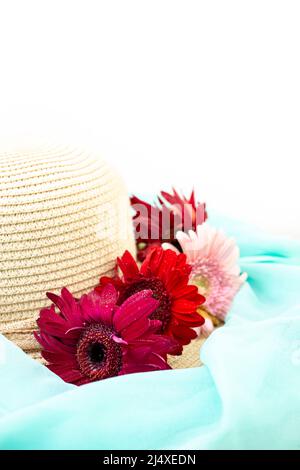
88 342 105 363
76 323 122 381
119 277 172 332
192 275 210 296
191 258 220 296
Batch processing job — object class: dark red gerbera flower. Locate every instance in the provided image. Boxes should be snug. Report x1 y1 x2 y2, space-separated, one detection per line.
131 188 207 261
97 247 205 355
34 285 176 385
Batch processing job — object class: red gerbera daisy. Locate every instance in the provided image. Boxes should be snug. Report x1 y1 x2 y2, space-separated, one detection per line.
97 247 205 355
131 188 207 261
34 285 176 385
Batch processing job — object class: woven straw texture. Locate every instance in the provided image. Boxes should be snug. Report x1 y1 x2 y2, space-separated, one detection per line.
168 336 205 369
0 145 135 358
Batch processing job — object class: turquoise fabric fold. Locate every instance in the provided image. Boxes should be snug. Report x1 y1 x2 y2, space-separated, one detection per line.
0 214 300 450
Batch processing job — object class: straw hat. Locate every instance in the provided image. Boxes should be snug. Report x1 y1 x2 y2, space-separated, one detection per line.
168 312 223 369
168 336 205 368
0 145 135 360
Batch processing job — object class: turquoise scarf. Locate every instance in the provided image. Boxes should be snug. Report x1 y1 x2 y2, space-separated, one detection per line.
0 213 299 449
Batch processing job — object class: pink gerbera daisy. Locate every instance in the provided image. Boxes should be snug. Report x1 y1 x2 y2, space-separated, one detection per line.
34 285 176 385
163 223 247 324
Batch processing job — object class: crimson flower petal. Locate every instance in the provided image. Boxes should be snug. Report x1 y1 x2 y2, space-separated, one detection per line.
117 250 140 281
35 285 173 385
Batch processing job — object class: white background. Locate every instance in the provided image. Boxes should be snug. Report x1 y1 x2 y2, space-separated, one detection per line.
0 1 299 238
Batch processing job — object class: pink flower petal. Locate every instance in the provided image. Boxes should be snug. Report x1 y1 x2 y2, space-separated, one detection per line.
35 280 174 385
47 288 82 326
161 243 180 254
47 363 83 384
175 223 247 320
113 290 158 332
80 285 117 325
121 316 152 341
200 317 214 338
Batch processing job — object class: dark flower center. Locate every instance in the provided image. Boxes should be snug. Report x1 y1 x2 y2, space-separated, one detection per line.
119 277 172 332
76 323 122 381
88 343 105 364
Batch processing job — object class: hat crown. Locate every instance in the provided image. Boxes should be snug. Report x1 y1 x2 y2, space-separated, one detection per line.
0 146 135 359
